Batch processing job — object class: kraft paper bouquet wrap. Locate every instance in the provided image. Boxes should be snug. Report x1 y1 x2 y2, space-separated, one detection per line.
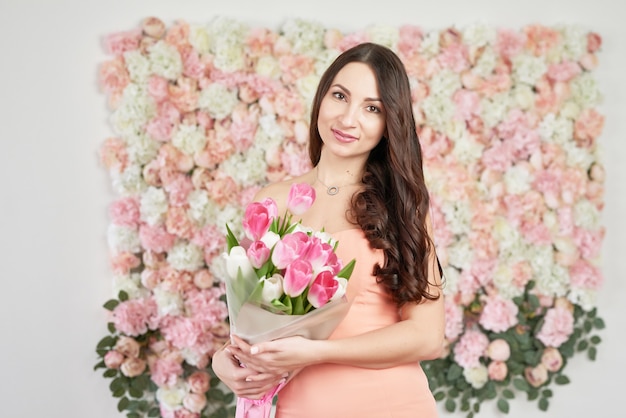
222 183 356 418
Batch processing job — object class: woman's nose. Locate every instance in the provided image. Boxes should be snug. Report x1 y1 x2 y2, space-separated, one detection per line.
338 104 358 126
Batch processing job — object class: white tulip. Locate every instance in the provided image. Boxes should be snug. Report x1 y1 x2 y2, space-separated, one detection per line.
261 274 284 303
225 246 256 282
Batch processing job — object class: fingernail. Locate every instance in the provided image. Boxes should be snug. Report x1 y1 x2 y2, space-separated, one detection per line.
282 372 289 378
250 346 259 355
245 377 252 382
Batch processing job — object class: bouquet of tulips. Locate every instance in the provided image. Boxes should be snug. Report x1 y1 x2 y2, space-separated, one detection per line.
222 182 355 418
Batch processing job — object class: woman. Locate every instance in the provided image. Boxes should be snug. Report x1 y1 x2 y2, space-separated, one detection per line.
212 42 445 417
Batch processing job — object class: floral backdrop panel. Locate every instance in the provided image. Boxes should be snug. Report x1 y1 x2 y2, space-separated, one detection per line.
95 16 606 418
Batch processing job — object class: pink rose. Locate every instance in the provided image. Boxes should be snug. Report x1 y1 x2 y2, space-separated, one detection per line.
183 393 207 413
283 259 313 297
286 183 316 215
115 336 141 358
243 202 274 241
524 364 548 388
486 339 511 361
271 231 310 269
307 270 339 308
104 350 125 369
488 361 508 381
541 347 564 372
120 357 146 377
246 240 271 269
187 371 210 394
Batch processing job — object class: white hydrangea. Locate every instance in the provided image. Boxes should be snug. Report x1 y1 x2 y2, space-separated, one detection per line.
281 18 325 56
472 48 497 78
568 287 597 311
181 348 205 367
216 204 245 237
441 200 472 236
493 218 525 258
188 24 211 55
493 262 525 299
511 84 535 110
558 24 588 61
107 224 141 254
110 83 156 137
504 163 532 195
366 24 399 49
462 23 496 48
153 285 184 316
463 364 489 389
563 141 594 170
574 198 601 229
570 73 603 108
125 132 160 165
420 95 455 132
512 54 547 86
209 251 229 283
111 164 147 196
207 17 249 72
538 113 574 145
112 273 150 300
255 114 285 150
156 379 187 410
167 241 205 271
187 189 218 227
221 147 268 186
313 49 341 76
560 100 582 120
198 83 239 120
429 69 462 98
419 30 440 58
453 132 484 165
149 40 183 80
140 186 168 226
171 123 207 155
447 240 473 270
481 92 512 128
123 50 152 84
540 263 570 298
255 55 282 79
296 74 322 109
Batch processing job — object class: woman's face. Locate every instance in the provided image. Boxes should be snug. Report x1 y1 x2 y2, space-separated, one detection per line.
317 62 386 159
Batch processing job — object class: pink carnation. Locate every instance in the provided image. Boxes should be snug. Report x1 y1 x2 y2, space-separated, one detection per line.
479 295 519 332
569 259 604 290
150 353 184 387
109 197 140 227
537 306 574 347
573 227 604 258
444 299 464 341
547 61 581 82
139 224 177 253
103 28 142 55
453 329 489 368
112 298 159 337
496 28 526 59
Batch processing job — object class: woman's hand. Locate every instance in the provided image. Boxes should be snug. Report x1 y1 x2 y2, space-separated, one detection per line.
211 341 287 400
228 335 319 376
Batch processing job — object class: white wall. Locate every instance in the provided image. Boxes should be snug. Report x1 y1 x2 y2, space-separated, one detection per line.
0 0 623 417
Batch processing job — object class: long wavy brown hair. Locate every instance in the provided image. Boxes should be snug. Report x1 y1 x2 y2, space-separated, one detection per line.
308 42 441 307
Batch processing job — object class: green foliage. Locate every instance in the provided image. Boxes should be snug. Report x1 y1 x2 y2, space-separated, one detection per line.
422 281 605 418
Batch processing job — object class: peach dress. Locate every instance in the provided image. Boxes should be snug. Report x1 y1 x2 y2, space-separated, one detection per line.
275 228 439 418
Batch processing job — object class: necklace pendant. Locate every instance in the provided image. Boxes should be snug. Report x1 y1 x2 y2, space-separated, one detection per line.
327 186 339 195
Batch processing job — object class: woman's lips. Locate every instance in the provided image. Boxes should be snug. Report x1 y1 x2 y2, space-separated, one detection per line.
332 129 357 143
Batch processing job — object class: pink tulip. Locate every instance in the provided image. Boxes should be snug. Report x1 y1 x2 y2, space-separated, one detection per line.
286 183 316 215
242 202 273 241
307 270 339 308
246 240 270 268
283 259 313 297
259 197 279 219
271 231 310 269
303 237 334 273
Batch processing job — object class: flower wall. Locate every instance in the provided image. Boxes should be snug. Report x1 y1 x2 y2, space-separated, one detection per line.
95 16 606 418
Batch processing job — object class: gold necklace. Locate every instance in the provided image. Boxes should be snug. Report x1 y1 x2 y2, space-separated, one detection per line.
315 166 361 196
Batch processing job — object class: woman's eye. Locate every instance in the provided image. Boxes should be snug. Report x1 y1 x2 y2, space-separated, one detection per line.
366 105 381 113
332 91 346 100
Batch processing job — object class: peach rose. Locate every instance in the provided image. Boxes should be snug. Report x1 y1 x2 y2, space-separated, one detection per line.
142 17 166 39
488 361 508 381
104 350 125 369
541 347 564 372
183 393 207 413
193 269 214 289
120 357 147 377
187 371 210 394
487 339 511 361
524 364 548 388
115 336 141 358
